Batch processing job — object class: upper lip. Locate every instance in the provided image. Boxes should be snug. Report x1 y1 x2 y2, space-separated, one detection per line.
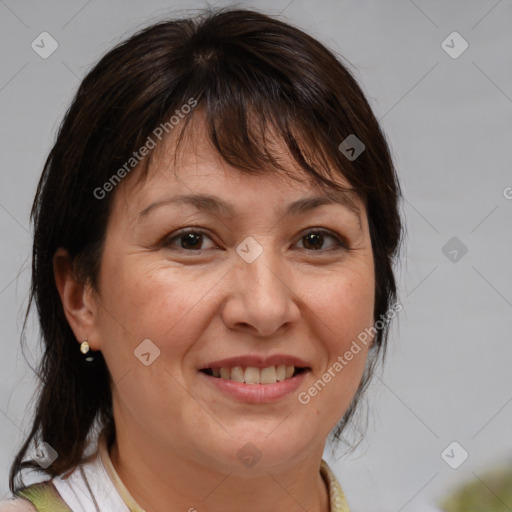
199 354 311 370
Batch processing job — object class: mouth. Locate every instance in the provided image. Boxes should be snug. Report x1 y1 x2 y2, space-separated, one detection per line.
199 365 309 385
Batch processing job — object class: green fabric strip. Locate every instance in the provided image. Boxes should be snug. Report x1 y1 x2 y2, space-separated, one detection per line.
16 482 72 512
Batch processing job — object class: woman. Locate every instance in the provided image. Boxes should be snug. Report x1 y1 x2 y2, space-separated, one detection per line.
1 7 402 512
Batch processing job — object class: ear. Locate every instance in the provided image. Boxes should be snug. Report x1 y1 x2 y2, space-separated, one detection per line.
53 248 102 351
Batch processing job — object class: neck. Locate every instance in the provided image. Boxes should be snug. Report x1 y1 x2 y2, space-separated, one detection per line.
108 427 330 512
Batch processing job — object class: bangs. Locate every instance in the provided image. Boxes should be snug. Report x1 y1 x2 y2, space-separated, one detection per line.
139 101 355 195
129 20 365 205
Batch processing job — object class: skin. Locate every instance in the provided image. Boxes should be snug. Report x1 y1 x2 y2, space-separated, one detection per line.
54 115 375 512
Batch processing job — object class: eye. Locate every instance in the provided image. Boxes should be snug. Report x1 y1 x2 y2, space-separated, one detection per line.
162 227 349 253
162 229 218 251
294 229 348 252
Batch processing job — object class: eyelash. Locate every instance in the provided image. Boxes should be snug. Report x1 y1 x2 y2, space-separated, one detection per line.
161 227 350 254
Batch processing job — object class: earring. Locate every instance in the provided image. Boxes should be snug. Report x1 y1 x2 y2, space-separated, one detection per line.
80 338 95 362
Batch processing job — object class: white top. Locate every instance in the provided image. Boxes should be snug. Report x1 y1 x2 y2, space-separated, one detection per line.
0 436 130 512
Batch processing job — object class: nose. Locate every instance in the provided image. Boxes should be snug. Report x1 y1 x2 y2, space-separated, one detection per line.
221 243 301 337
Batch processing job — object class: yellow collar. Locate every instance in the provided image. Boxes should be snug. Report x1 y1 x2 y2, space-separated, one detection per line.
98 432 145 512
320 459 352 512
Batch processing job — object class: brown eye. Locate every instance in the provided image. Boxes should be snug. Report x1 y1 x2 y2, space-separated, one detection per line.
163 229 217 251
296 229 347 252
179 232 203 250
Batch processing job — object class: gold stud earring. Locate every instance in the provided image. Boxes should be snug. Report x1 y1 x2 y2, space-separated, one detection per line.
80 338 95 363
80 338 90 354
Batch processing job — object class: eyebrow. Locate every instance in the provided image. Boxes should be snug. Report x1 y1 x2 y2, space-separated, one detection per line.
138 190 362 226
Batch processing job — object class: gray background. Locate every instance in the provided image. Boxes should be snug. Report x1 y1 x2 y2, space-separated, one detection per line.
1 1 511 511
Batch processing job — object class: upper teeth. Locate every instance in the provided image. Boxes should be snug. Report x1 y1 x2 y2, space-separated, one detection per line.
212 365 296 384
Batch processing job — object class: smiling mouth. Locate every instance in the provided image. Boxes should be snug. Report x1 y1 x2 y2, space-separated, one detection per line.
200 365 309 385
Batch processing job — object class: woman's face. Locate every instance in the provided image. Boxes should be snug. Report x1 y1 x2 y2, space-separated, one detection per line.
87 121 375 473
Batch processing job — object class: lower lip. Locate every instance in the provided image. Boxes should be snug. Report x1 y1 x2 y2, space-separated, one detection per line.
199 370 309 403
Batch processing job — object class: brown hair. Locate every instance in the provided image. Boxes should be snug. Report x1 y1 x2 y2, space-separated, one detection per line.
10 7 403 491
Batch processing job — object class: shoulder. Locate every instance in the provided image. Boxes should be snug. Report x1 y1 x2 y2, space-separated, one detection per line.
11 481 72 512
0 497 37 512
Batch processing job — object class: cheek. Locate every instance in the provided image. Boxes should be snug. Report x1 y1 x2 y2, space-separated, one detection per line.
304 266 374 412
309 264 375 342
96 252 226 364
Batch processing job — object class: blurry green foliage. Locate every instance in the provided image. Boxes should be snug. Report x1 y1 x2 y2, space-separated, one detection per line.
440 465 512 512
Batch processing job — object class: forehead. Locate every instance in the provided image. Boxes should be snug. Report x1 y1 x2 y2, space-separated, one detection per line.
113 114 365 223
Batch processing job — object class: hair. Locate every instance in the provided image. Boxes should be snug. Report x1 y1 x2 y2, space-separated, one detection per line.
10 7 403 492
